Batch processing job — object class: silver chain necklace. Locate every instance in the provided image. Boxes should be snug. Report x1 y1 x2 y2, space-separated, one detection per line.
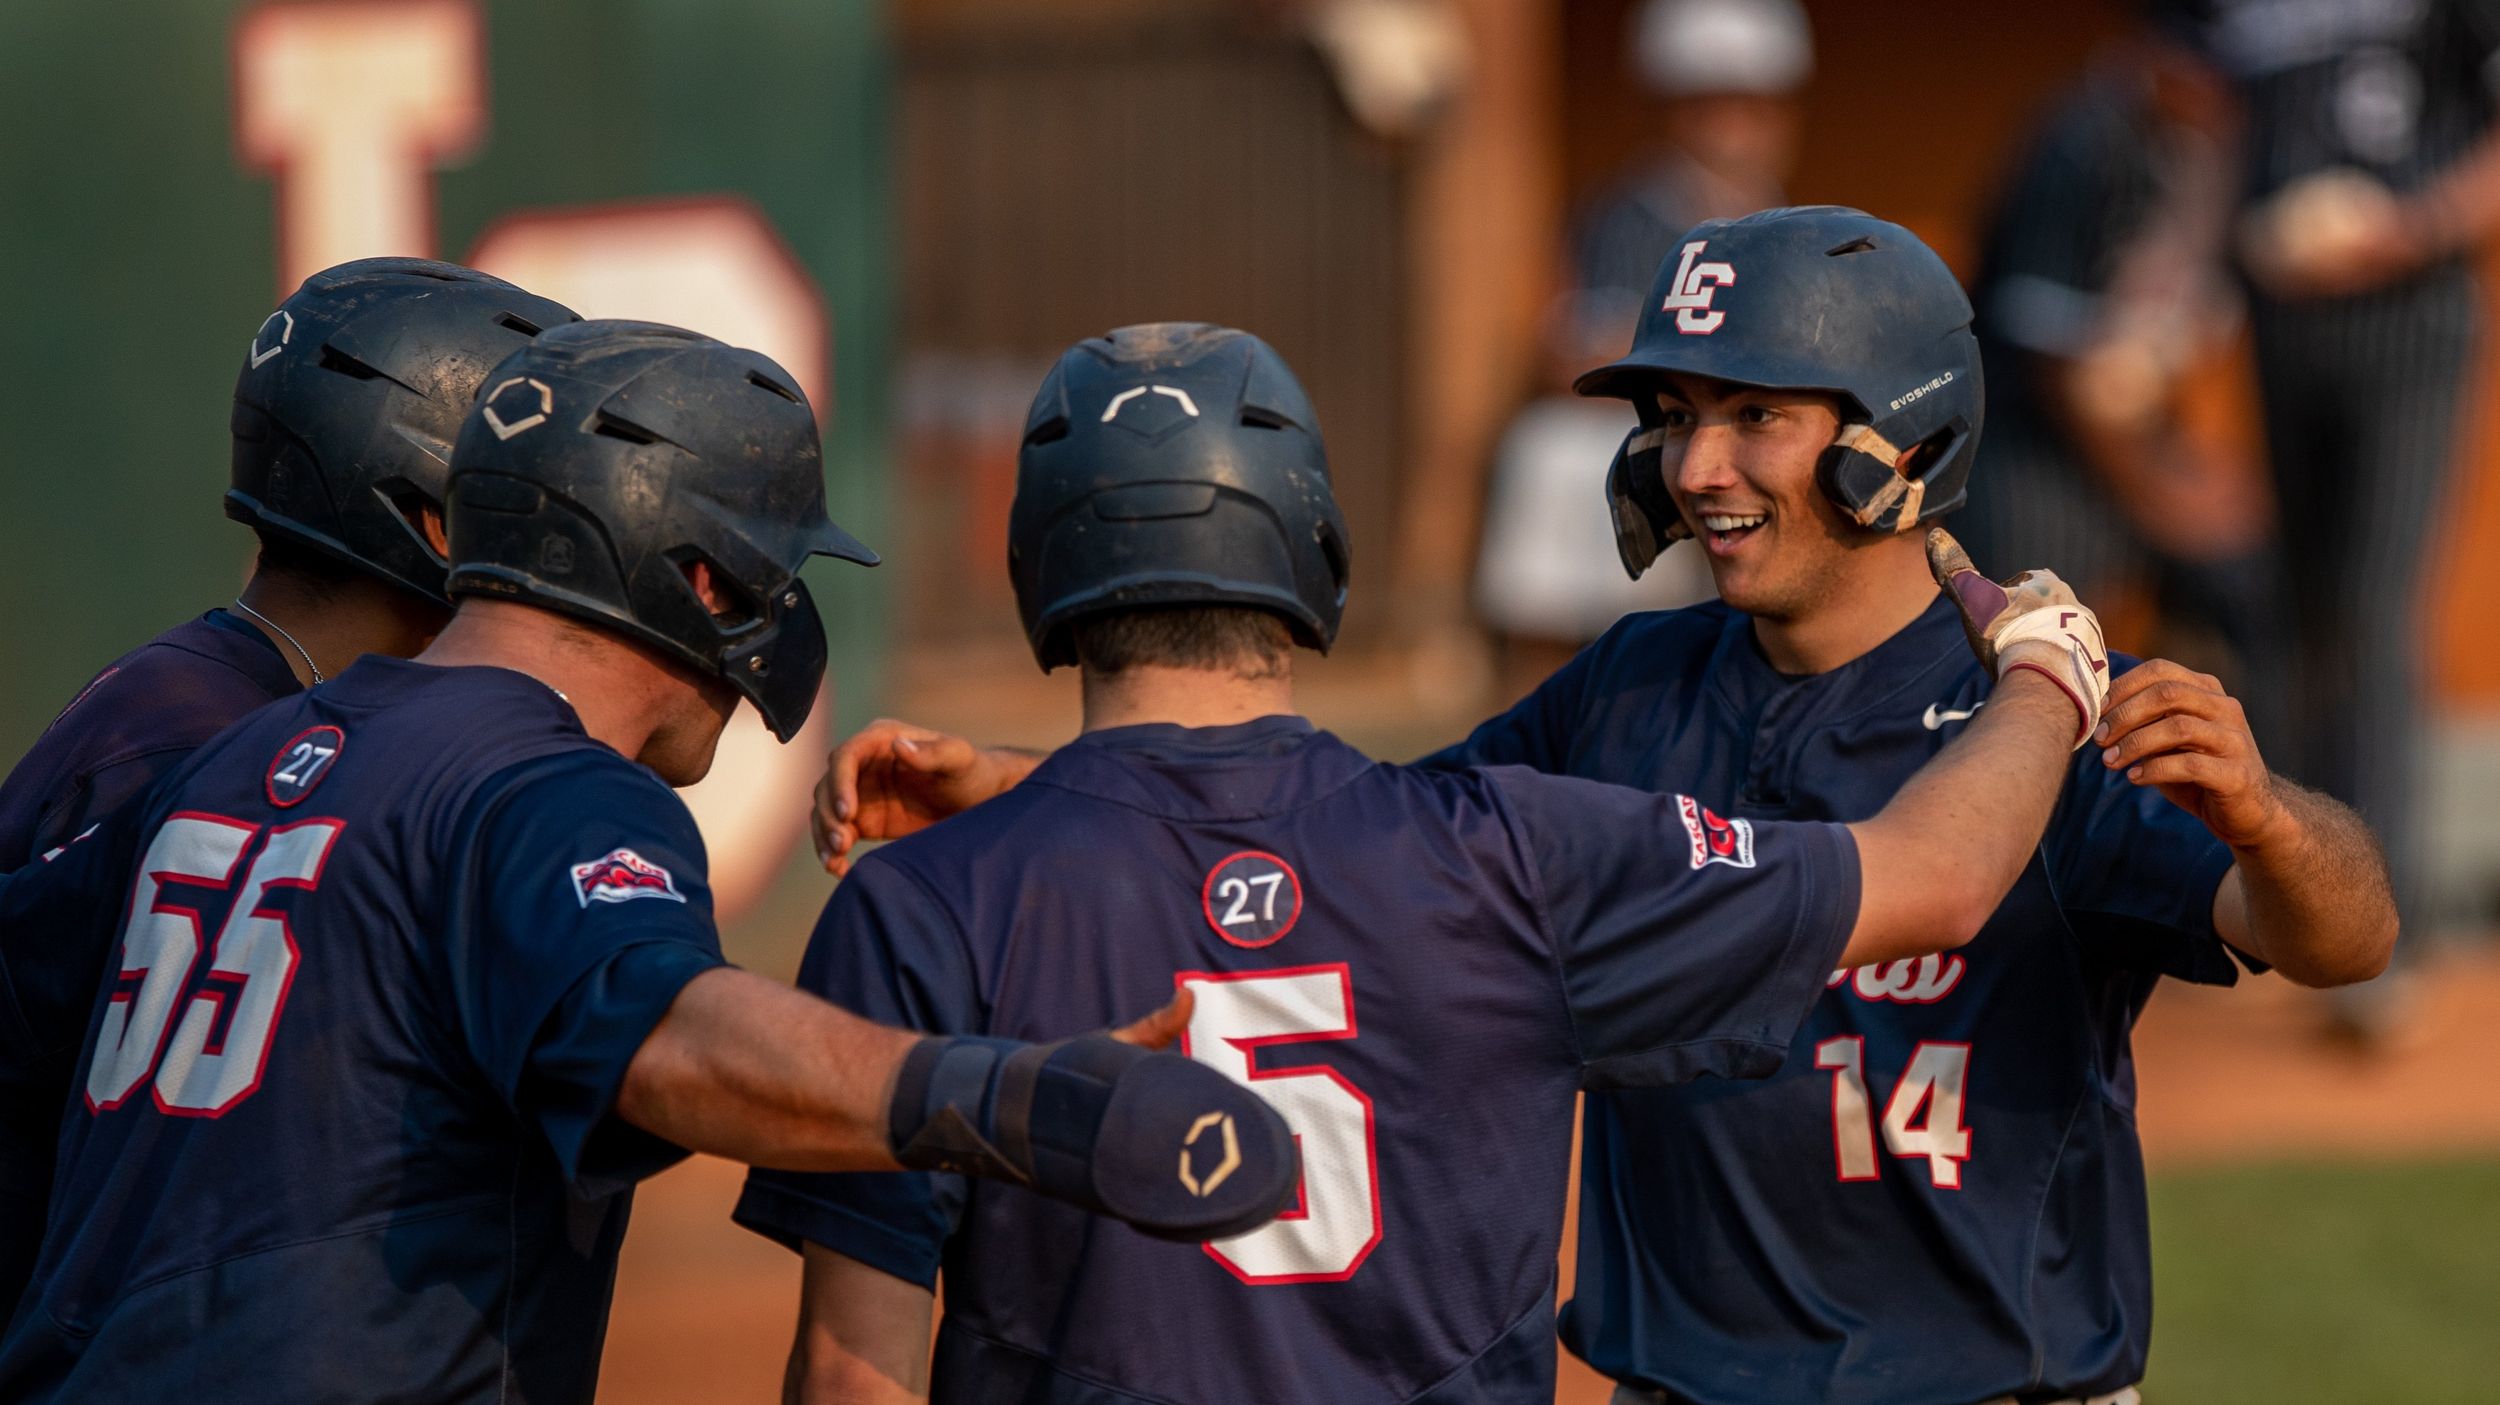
231 598 324 684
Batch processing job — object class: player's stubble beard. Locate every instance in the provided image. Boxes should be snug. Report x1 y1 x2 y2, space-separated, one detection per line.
642 671 742 786
1692 468 1872 636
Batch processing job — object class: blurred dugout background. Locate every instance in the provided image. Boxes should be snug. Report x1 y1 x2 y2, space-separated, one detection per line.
3 1 2498 1402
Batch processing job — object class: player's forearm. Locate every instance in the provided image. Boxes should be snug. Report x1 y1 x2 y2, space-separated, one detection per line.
787 1246 934 1405
617 968 914 1172
2408 126 2500 259
2214 779 2396 988
1843 671 2076 966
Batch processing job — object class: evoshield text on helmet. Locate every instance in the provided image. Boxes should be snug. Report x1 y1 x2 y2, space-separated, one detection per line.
443 320 878 741
229 257 581 603
1009 323 1352 671
1575 206 1984 577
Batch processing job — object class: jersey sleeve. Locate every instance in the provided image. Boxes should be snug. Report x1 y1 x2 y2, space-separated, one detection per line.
0 817 141 1294
1487 769 1861 1089
0 816 143 1074
2042 735 2244 984
734 855 977 1289
453 756 730 1197
1420 639 1596 773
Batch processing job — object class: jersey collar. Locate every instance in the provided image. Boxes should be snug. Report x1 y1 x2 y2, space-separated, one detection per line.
315 656 587 733
1031 715 1373 821
1707 591 1971 727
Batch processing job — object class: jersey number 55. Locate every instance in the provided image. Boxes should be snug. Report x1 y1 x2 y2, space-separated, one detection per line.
85 813 343 1118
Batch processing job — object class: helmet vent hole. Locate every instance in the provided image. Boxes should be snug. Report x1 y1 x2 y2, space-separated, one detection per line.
1825 237 1879 257
592 414 659 446
317 346 382 379
744 370 801 403
496 313 545 336
1023 415 1070 448
1239 407 1291 431
674 551 762 628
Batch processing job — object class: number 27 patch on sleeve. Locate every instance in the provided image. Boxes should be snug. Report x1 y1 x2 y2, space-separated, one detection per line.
571 848 687 907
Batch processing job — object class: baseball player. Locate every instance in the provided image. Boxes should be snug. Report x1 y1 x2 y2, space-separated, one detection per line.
0 257 577 1315
815 210 2398 1404
744 321 2112 1404
0 320 1296 1405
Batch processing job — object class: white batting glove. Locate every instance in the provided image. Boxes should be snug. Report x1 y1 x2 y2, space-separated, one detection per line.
1926 527 2109 749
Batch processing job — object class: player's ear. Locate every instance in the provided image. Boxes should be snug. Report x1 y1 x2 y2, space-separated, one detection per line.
680 558 724 615
417 503 449 557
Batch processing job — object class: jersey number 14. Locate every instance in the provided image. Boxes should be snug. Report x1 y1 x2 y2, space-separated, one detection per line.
85 813 342 1117
1813 1037 1972 1188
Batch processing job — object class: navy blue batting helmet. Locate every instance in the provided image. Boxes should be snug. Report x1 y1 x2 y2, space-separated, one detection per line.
229 258 580 603
444 320 878 741
1009 323 1352 671
1575 206 1982 577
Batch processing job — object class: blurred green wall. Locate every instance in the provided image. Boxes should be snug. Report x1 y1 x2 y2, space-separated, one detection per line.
0 0 889 759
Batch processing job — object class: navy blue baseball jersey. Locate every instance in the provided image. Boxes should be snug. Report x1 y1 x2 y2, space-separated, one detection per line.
1433 595 2243 1404
0 608 300 1318
736 715 1861 1405
0 656 726 1405
0 609 300 869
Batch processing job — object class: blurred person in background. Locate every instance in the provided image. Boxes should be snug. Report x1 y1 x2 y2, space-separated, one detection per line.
1476 293 1716 695
1960 11 2284 743
1475 0 1811 691
1570 0 1813 306
2197 0 2500 1040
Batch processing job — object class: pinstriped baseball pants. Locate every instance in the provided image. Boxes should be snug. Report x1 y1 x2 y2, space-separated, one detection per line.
2248 267 2481 946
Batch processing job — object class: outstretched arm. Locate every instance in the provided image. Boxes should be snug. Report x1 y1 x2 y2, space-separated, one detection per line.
611 974 1290 1240
1843 671 2081 968
2094 660 2396 986
1842 530 2115 969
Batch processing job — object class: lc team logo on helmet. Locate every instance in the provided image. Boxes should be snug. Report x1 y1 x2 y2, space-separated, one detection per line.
571 847 686 907
1659 240 1737 334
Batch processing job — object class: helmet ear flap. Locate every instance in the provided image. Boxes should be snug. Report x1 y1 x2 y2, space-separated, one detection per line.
1604 425 1687 580
1815 415 1972 534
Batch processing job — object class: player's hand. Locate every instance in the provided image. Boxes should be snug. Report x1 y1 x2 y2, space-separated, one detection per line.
1110 987 1194 1052
2240 169 2424 299
1926 528 2110 748
2093 659 2289 849
813 719 1023 876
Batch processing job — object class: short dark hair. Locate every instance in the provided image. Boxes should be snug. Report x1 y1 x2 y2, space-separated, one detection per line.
251 530 364 604
1071 606 1294 678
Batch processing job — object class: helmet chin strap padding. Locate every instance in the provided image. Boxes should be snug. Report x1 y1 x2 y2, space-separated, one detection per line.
1828 423 1926 532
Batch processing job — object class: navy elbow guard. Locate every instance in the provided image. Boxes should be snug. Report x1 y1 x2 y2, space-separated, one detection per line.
887 1033 1298 1242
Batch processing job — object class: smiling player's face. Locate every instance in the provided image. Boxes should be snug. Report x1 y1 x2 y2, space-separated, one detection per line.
1651 371 1864 624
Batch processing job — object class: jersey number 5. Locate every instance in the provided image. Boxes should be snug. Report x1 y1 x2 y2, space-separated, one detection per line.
1813 1037 1972 1188
1175 964 1382 1283
85 813 343 1117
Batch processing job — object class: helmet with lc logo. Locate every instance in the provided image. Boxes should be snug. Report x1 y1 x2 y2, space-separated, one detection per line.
1574 206 1982 578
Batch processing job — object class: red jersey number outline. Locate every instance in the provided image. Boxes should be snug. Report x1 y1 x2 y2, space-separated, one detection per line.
1174 962 1382 1283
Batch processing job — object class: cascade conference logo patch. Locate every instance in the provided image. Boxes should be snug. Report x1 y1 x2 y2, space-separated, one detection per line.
1677 796 1756 869
571 848 686 907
